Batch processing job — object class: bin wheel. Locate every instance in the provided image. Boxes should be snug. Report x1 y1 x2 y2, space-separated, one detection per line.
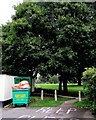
13 104 16 107
26 104 28 107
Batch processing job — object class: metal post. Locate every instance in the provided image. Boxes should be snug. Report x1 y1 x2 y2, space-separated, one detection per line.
79 91 81 102
41 90 43 100
55 90 57 101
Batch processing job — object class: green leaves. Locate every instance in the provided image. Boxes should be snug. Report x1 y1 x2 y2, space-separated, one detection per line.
82 67 96 114
2 2 96 84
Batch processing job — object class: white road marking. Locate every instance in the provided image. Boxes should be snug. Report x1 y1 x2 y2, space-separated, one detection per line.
56 108 62 113
18 115 31 118
44 116 48 118
45 108 52 113
44 116 55 118
49 117 55 118
66 108 77 114
42 107 51 113
66 109 70 114
36 107 52 113
27 116 36 120
31 116 36 118
36 107 44 112
15 115 31 120
42 109 46 113
46 107 51 110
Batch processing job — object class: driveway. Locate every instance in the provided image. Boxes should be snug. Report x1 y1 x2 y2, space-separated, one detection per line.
2 99 95 120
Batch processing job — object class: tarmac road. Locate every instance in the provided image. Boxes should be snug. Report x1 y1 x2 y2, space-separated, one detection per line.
2 99 95 120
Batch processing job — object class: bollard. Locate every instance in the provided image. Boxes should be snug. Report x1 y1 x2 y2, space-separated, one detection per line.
55 90 57 101
79 91 81 102
41 90 43 100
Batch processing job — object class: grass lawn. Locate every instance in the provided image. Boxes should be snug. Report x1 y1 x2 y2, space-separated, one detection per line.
29 96 74 107
36 84 58 89
7 96 74 108
73 99 89 108
36 83 84 91
68 86 84 91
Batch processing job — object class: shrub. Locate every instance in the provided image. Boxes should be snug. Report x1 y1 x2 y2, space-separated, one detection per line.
82 67 96 115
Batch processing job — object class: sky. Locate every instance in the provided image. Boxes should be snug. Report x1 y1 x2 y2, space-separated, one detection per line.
0 0 95 26
0 0 23 25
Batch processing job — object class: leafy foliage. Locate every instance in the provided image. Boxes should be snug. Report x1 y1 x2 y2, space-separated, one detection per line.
82 68 96 114
2 2 96 93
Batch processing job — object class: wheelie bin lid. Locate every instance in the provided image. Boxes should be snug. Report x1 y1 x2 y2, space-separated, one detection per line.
14 77 31 85
12 89 30 91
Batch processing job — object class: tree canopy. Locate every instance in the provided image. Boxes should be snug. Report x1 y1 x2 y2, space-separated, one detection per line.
2 2 96 93
82 67 96 115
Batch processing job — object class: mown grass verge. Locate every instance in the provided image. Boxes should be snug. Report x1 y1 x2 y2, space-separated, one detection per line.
29 96 74 107
36 84 84 91
6 96 74 108
73 99 89 108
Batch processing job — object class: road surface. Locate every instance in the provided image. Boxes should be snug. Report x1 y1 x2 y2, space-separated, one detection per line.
2 101 94 120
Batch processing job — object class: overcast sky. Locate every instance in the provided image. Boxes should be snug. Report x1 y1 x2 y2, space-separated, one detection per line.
0 0 23 25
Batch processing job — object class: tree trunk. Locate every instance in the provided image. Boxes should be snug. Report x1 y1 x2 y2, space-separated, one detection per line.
78 77 82 86
62 75 68 95
59 74 68 95
29 70 37 93
59 76 63 92
77 66 84 86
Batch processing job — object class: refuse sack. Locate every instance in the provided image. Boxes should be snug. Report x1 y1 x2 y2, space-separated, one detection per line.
19 80 31 89
12 84 20 89
12 80 30 89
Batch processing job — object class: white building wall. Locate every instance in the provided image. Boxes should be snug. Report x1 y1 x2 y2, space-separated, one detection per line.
0 74 15 101
4 75 15 101
0 75 5 101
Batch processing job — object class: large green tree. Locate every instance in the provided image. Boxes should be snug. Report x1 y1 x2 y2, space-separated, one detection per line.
36 2 96 91
2 2 96 93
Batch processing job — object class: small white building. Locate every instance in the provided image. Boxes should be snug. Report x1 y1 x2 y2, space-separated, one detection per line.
0 73 16 106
